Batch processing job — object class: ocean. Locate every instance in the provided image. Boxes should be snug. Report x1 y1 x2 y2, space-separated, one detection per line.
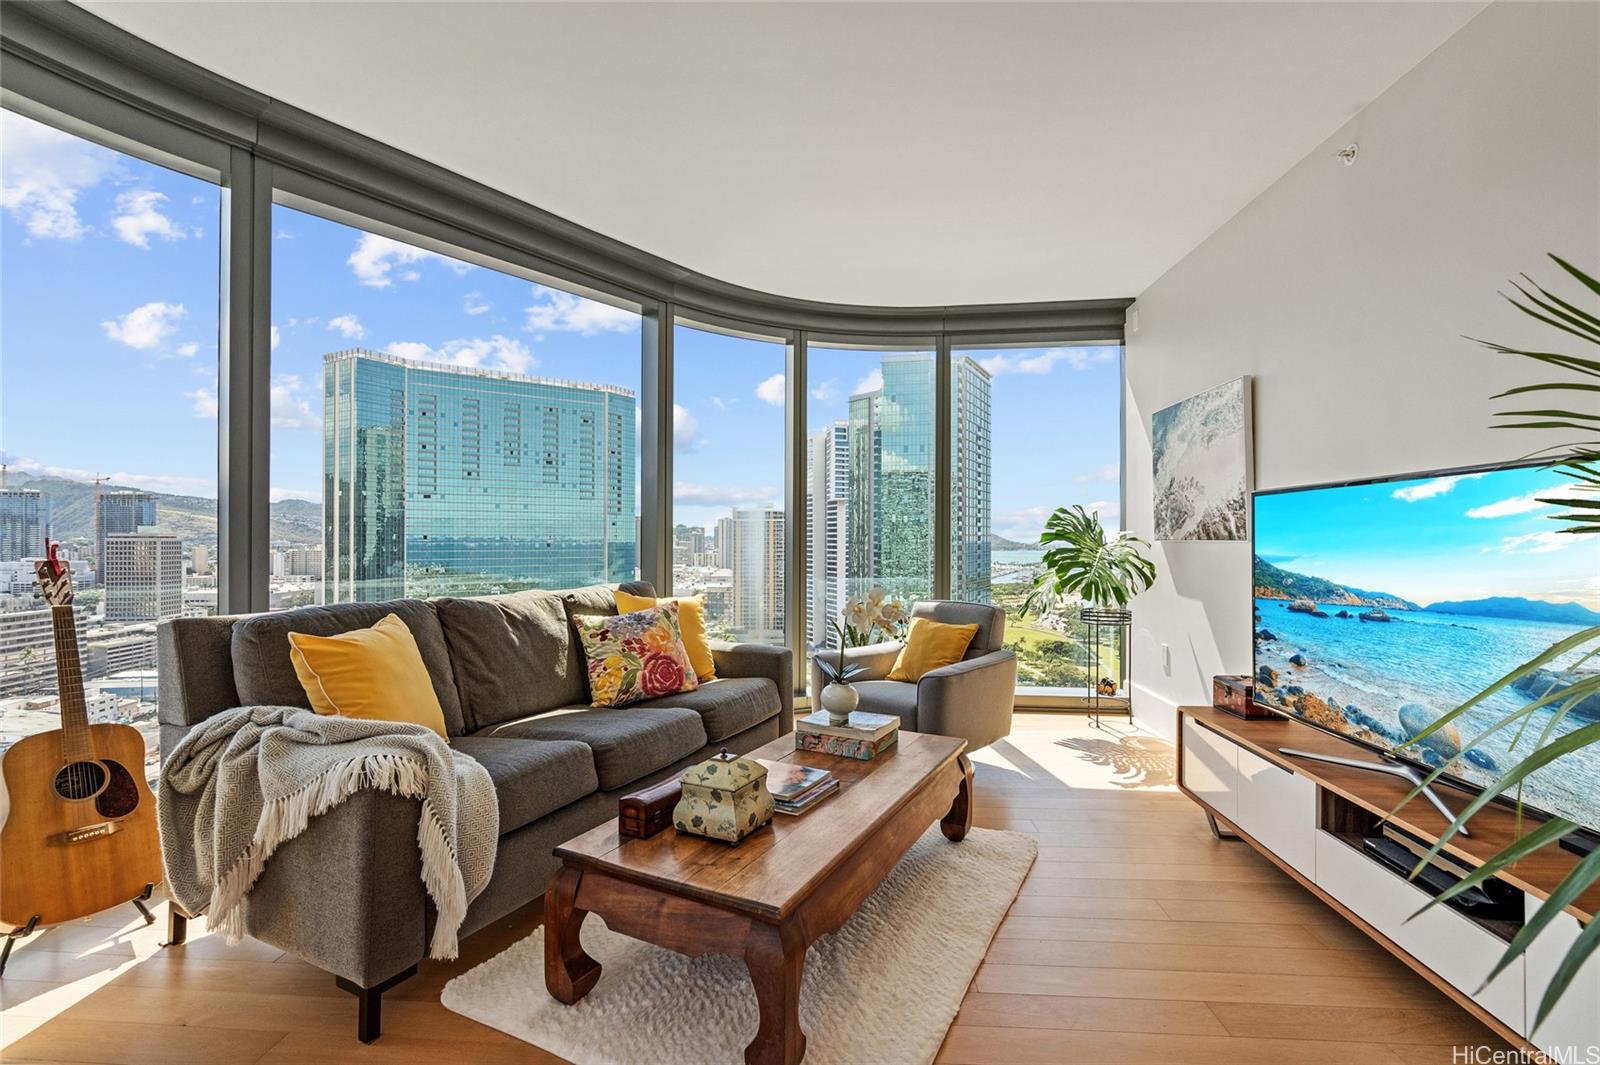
1254 598 1600 831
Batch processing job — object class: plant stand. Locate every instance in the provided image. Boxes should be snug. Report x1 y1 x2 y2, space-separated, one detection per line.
1081 606 1132 729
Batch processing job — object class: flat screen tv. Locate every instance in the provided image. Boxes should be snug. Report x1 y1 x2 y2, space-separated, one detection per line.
1253 460 1600 834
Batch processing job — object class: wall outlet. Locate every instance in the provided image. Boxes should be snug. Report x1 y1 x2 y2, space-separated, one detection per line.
1161 643 1172 675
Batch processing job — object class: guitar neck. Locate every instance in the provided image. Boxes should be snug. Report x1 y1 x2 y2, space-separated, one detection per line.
51 604 93 763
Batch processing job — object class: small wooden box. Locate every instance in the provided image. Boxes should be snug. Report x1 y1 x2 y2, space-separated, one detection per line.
618 778 681 840
1213 675 1277 720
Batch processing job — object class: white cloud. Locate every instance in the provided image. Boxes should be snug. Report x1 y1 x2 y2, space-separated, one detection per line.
176 342 200 359
710 396 733 411
185 387 218 419
978 346 1115 377
347 232 470 288
853 369 883 395
0 454 215 497
755 373 786 406
1494 531 1575 555
110 189 185 248
327 314 365 340
0 110 118 240
464 292 491 316
1466 482 1592 519
1074 463 1120 484
271 374 321 431
674 483 780 507
1392 473 1486 503
270 324 281 352
101 301 186 350
384 335 534 375
673 404 700 451
525 287 638 335
810 379 842 403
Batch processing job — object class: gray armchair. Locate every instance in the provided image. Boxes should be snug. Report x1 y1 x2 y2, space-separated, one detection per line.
808 600 1017 752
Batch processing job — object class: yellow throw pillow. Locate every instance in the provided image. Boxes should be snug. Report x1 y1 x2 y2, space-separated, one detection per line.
287 613 449 738
615 591 716 681
887 617 980 683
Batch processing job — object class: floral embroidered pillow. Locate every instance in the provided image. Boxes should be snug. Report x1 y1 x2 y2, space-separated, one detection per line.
574 603 700 708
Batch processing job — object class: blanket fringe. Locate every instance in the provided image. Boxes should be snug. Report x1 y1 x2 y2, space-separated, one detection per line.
206 752 469 960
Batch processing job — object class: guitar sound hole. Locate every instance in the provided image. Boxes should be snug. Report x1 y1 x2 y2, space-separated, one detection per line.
53 761 108 800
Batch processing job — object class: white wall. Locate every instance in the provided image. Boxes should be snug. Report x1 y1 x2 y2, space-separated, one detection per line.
1124 1 1600 740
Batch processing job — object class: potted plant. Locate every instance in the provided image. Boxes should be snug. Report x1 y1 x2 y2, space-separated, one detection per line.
1018 505 1158 700
811 587 909 725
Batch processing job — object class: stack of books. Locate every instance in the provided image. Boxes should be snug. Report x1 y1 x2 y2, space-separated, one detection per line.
794 709 900 760
758 760 838 815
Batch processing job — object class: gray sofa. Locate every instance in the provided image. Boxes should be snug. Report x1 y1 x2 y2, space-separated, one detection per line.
807 600 1017 752
156 580 790 1042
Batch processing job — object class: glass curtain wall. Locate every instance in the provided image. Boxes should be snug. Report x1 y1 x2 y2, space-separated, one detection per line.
269 204 641 608
671 322 787 645
0 110 223 780
803 344 936 652
950 343 1125 694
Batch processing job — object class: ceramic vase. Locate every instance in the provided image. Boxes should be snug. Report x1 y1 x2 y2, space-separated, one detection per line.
819 681 859 725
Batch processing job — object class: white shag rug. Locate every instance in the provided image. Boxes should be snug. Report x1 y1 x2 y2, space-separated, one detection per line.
442 825 1036 1065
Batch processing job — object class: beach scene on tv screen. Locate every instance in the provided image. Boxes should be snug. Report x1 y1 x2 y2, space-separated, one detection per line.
1253 464 1600 831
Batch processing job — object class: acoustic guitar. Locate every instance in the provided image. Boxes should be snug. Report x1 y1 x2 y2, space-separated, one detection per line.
0 543 163 930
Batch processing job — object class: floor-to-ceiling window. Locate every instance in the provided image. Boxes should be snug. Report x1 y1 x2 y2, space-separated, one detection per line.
671 321 788 645
803 343 936 653
950 343 1124 696
269 205 641 608
0 109 223 780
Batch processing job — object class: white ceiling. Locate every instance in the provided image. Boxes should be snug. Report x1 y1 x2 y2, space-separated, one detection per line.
83 1 1483 307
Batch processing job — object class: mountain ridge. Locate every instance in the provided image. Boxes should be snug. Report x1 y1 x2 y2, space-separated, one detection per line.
1425 596 1600 626
4 473 321 546
1252 556 1419 610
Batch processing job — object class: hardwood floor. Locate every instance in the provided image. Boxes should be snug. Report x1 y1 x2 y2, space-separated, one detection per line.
1 713 1505 1064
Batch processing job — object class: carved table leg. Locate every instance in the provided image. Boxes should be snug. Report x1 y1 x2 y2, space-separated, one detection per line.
544 865 601 1004
941 752 975 842
743 921 806 1065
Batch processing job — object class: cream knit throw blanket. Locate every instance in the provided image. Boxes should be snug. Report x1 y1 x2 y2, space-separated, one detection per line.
159 706 498 961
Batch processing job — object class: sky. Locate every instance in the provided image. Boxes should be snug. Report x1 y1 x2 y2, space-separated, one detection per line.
1256 465 1600 609
2 108 1124 545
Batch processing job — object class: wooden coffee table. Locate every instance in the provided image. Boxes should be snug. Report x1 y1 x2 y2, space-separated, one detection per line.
544 730 973 1065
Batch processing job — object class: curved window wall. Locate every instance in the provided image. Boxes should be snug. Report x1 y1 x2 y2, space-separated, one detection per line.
0 22 1127 713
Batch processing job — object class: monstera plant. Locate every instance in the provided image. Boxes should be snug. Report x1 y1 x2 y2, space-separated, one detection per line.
1020 504 1157 615
1397 255 1600 1031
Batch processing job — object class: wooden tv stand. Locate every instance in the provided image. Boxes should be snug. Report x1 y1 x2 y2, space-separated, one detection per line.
1176 705 1598 1058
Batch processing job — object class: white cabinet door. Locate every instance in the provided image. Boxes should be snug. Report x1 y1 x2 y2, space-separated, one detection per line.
1315 831 1524 1032
1235 747 1316 878
1525 896 1600 1053
1181 717 1239 821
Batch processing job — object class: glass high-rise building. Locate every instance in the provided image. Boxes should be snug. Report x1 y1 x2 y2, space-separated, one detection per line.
845 354 991 605
96 489 157 581
323 349 636 602
806 421 849 646
0 486 45 563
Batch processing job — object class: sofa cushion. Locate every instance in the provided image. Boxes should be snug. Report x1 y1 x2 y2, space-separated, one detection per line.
435 590 586 731
231 599 466 736
481 705 706 791
636 677 780 743
850 680 920 730
449 736 598 835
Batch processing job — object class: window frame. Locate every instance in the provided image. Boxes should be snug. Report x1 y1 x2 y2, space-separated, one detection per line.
1 4 1128 712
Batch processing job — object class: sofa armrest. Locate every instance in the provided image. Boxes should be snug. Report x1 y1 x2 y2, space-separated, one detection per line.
916 649 1018 752
710 641 795 733
214 788 430 989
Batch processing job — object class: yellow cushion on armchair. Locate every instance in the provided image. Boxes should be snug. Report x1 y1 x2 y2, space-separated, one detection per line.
887 617 979 682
